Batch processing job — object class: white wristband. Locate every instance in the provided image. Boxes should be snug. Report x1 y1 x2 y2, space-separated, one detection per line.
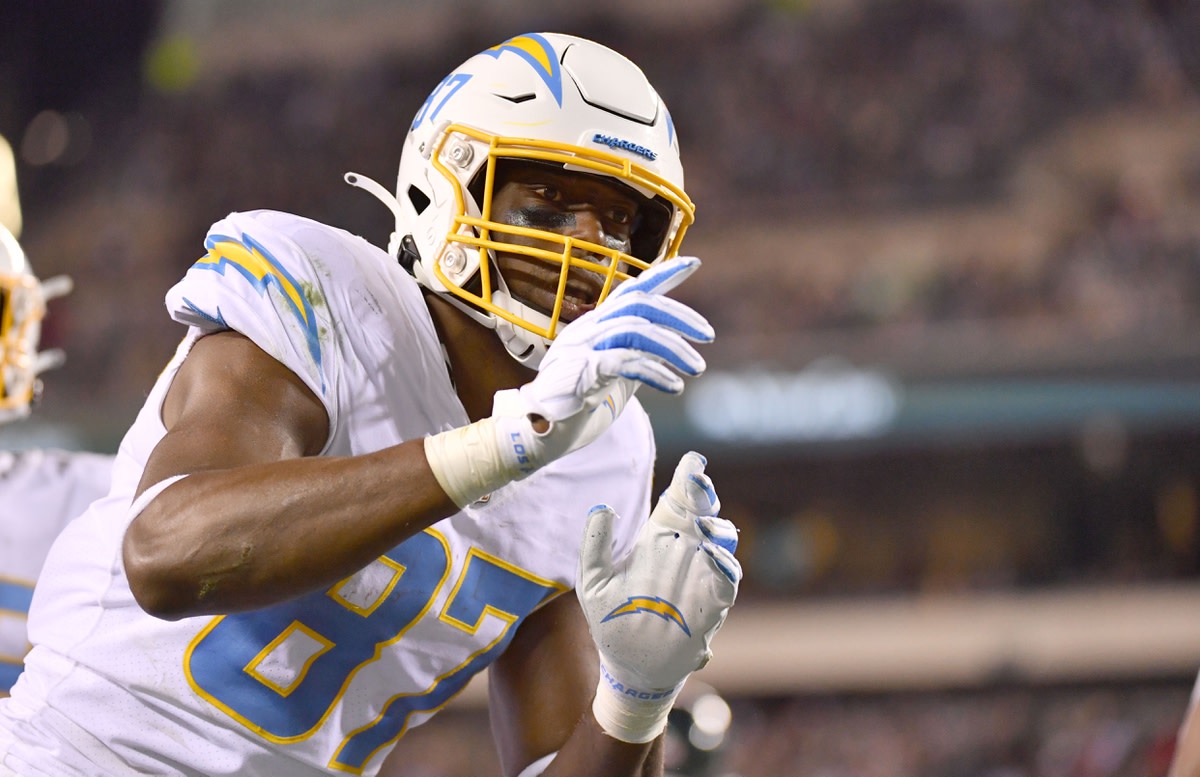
591 662 681 744
423 415 541 509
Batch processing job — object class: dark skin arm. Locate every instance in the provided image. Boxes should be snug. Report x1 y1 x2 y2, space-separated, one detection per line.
488 592 664 777
1171 690 1200 777
122 330 458 617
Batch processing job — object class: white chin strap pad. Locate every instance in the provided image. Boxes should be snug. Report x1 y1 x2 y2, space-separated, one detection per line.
491 289 551 369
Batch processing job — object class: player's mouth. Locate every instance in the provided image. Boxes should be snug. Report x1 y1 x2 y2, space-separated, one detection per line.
502 260 604 322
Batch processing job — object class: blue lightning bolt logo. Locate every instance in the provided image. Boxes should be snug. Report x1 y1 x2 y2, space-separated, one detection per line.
601 596 690 637
189 234 324 385
411 33 563 132
484 33 564 106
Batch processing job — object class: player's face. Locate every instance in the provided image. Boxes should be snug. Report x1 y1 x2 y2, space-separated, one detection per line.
489 161 642 323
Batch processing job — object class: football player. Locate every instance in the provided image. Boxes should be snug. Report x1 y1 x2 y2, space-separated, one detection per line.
0 223 115 694
0 32 740 777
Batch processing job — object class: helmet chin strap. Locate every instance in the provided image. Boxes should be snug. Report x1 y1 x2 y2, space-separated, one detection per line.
343 172 405 259
424 258 551 369
491 289 550 368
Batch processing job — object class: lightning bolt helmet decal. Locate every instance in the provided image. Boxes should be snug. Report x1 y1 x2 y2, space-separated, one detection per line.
483 33 564 106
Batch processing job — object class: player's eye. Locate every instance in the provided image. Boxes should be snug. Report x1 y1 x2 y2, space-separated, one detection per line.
606 206 635 227
530 184 562 203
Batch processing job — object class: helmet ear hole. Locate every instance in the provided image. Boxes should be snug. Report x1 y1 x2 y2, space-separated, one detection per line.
406 185 431 216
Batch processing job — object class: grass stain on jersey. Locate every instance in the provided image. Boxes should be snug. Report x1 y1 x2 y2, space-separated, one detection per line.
299 281 330 341
300 280 326 309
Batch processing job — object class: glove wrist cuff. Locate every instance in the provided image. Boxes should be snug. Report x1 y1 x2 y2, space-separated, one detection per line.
423 415 543 508
591 662 682 744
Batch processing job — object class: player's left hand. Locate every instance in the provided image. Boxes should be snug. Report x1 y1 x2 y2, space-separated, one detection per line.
577 451 740 742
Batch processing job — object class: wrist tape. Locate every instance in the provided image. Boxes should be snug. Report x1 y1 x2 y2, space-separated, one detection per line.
423 415 543 509
591 662 682 744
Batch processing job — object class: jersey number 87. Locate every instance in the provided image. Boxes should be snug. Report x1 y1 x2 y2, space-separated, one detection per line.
185 528 561 772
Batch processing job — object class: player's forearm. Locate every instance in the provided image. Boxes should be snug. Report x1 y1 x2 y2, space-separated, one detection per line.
534 716 663 777
1169 703 1200 777
122 440 457 619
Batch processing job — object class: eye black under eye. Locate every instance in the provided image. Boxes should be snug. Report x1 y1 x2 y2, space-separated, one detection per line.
516 205 574 230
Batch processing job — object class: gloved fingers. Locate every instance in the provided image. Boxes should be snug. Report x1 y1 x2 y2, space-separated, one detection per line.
701 512 743 591
610 255 701 299
650 452 711 532
596 294 714 344
697 515 738 554
661 452 720 518
701 540 743 588
591 323 707 379
578 504 619 589
607 354 685 395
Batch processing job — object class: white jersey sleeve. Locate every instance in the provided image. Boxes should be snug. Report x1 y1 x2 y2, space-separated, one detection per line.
0 450 113 691
163 210 347 435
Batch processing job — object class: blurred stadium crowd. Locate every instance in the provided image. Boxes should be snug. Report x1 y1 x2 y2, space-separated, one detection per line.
2 0 1199 775
4 0 1198 428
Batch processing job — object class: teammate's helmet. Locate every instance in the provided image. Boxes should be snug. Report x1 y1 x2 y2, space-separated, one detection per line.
347 32 693 367
0 225 70 424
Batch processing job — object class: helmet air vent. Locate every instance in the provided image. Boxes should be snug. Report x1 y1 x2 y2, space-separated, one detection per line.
561 42 657 125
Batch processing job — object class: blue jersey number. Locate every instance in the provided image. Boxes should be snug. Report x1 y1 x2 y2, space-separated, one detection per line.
0 579 35 691
185 529 560 772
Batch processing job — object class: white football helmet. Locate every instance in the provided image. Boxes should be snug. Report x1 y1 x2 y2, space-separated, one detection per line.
0 225 71 424
347 32 694 367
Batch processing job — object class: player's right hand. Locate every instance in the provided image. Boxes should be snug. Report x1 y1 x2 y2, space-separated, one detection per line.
523 254 713 417
503 255 713 467
424 257 712 508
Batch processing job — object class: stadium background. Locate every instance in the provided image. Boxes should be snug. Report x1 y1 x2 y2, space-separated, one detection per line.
2 0 1199 774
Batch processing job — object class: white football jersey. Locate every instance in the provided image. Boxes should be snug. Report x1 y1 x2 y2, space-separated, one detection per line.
0 450 114 691
0 211 655 776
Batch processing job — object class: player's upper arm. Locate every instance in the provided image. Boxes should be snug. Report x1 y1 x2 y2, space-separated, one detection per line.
139 329 329 492
123 330 329 615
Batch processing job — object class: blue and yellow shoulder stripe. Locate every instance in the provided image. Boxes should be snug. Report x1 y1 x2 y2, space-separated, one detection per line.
185 233 324 389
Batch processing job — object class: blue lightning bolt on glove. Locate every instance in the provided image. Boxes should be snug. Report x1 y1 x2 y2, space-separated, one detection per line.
577 451 741 743
425 256 714 508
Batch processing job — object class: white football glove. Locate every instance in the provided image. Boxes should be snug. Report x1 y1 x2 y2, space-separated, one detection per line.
520 253 713 416
425 256 714 507
578 451 741 743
